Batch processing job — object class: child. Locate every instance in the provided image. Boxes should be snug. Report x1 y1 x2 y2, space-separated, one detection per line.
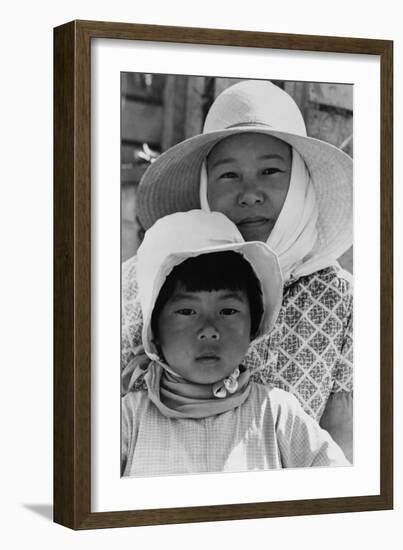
121 210 350 477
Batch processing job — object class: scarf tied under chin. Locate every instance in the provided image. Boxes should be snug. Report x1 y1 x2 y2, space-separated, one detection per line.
144 361 253 419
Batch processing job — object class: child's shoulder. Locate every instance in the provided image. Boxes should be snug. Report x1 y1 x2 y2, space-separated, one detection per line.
122 388 149 414
251 382 302 414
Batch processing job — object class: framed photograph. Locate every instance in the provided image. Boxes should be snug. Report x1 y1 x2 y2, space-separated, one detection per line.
54 20 393 529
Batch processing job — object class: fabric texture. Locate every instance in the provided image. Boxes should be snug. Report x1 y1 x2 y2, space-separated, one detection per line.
121 383 350 477
122 255 353 422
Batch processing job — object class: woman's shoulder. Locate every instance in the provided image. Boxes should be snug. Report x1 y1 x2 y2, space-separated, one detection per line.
122 254 139 301
122 388 147 407
283 265 353 325
286 265 353 301
122 254 138 279
320 265 353 292
122 389 151 420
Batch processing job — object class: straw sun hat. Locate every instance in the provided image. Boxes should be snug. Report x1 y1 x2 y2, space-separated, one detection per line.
136 80 353 258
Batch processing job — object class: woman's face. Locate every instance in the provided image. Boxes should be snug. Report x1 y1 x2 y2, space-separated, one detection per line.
206 133 292 242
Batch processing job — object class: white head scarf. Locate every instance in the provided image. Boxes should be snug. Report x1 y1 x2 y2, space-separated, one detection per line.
200 148 339 282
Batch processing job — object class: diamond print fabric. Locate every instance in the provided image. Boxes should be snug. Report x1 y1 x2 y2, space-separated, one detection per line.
122 256 353 421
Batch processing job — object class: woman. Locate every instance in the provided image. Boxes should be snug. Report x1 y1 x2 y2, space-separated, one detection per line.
121 80 353 461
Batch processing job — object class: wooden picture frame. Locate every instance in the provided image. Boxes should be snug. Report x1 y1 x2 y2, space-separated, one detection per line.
54 19 393 530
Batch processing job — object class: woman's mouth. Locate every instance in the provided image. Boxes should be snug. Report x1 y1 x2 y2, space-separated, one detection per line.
237 217 270 227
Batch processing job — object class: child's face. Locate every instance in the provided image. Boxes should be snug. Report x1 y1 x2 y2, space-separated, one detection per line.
156 285 252 385
206 133 292 242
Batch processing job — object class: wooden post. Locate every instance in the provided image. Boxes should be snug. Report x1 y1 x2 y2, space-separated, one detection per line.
284 81 309 119
184 77 206 138
161 76 187 150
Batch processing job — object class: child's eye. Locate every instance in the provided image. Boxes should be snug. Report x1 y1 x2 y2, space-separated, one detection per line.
175 308 196 316
220 308 239 316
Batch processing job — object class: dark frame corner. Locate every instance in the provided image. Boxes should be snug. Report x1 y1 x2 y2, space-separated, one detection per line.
54 20 393 530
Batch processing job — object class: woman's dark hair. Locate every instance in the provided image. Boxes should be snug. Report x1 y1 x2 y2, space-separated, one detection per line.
151 251 263 339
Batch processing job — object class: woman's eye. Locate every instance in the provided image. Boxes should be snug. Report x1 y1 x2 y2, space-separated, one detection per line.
220 308 239 316
219 171 238 179
175 308 196 316
262 167 282 175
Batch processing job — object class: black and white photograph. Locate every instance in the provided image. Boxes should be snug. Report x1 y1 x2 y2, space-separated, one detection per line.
120 74 354 478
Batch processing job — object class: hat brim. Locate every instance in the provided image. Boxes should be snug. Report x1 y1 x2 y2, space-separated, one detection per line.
137 126 353 262
143 240 283 360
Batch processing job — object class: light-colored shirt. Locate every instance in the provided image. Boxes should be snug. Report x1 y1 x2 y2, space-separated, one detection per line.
122 383 350 477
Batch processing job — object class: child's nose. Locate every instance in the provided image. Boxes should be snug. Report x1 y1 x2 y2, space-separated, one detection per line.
198 325 220 341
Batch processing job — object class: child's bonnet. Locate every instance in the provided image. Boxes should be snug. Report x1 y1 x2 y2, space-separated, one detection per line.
133 209 283 418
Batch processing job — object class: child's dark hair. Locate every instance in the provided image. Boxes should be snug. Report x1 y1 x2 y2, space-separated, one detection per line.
151 251 263 339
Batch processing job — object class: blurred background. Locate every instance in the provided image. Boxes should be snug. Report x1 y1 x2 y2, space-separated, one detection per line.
121 75 353 272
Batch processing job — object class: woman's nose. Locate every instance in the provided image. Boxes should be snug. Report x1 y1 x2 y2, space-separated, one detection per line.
198 325 220 341
238 183 264 206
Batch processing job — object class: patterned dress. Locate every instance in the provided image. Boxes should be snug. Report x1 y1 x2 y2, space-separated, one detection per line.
121 256 353 422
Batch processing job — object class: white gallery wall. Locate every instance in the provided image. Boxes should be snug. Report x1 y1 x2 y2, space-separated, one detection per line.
0 0 400 548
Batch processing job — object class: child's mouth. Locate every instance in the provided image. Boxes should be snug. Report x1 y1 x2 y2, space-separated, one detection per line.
196 354 220 363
